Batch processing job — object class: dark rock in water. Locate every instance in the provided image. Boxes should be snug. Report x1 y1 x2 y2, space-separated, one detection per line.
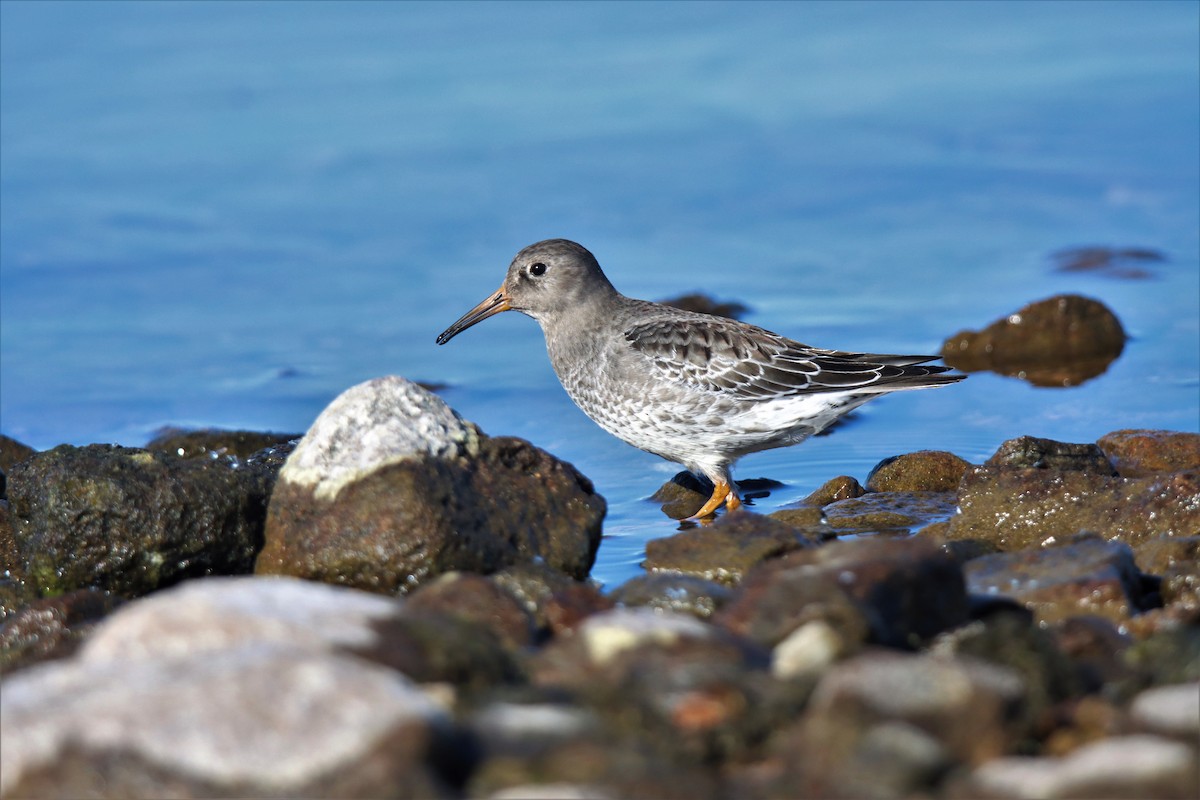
256 377 605 594
718 536 969 652
945 465 1199 551
652 471 782 519
0 588 122 674
866 450 973 492
821 491 959 535
1097 429 1200 478
6 444 273 598
985 435 1116 474
798 474 865 506
964 534 1147 626
609 573 736 620
1051 245 1166 278
657 292 749 320
941 294 1126 386
643 512 813 585
145 427 300 460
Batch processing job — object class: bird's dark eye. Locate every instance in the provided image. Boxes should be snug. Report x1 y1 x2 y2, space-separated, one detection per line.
529 262 547 277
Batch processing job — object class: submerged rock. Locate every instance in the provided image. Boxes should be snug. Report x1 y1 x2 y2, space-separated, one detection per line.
941 294 1126 386
256 376 605 594
145 428 300 460
643 512 812 584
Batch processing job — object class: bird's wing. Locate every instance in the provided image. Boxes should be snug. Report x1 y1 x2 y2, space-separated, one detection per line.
623 315 958 400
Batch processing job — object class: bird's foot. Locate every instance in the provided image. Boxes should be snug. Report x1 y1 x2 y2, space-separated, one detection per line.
687 480 741 522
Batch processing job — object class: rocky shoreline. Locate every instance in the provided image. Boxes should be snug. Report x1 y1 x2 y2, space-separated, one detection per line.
1 370 1197 799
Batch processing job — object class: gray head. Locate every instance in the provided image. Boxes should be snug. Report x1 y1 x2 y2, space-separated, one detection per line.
436 239 618 344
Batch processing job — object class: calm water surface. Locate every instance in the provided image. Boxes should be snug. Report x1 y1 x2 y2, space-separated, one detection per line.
3 1 1197 586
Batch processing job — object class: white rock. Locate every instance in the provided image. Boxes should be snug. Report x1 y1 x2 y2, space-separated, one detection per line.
579 607 713 666
281 375 482 500
1130 682 1200 738
771 619 842 680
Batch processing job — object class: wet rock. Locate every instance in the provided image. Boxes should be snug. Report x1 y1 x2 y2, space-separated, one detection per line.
986 435 1116 474
865 450 973 492
256 376 605 594
1134 536 1200 612
491 562 611 639
652 472 782 519
767 505 826 530
0 589 122 674
799 475 865 506
658 292 749 320
7 444 273 597
0 644 455 799
822 491 958 535
1050 615 1133 691
1129 682 1200 741
961 734 1198 799
1097 429 1200 477
405 572 537 650
944 466 1199 551
782 650 1026 797
964 534 1148 626
1051 245 1166 278
146 427 300 460
643 511 813 585
941 294 1126 386
718 536 969 652
609 573 735 620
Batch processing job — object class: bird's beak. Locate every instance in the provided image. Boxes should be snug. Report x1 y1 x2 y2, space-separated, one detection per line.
435 285 511 345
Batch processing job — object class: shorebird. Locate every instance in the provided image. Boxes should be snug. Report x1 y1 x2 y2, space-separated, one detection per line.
436 239 963 520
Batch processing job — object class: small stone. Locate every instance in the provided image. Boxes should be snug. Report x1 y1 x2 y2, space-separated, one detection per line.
865 451 973 492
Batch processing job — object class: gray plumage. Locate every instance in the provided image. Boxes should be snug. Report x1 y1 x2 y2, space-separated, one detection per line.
437 238 963 518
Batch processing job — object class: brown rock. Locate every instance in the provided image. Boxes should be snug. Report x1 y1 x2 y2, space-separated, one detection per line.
800 475 865 506
643 511 813 585
0 589 122 674
964 534 1147 626
1097 429 1200 477
941 294 1126 386
945 466 1199 551
404 572 537 650
866 451 973 492
822 491 958 534
256 377 605 594
986 435 1116 474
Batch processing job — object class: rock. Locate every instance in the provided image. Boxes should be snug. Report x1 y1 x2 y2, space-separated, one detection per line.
821 491 958 534
798 475 865 506
1097 429 1200 477
643 512 813 584
657 292 749 320
256 376 605 594
405 572 537 650
986 435 1116 474
865 451 973 492
1050 245 1166 278
0 644 455 799
1121 627 1200 693
608 573 735 620
0 589 122 674
651 472 783 519
767 506 826 530
795 651 1026 777
1129 682 1200 740
491 562 611 639
962 734 1198 799
0 434 36 499
718 536 969 651
941 294 1126 386
964 534 1148 626
145 428 300 460
6 444 273 597
945 466 1199 551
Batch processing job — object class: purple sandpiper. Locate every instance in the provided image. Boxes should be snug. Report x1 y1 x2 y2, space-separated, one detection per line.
436 239 964 520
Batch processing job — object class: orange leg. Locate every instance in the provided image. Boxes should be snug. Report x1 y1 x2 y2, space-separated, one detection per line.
688 480 741 521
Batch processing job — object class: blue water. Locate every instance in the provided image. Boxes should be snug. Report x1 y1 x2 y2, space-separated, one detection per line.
3 1 1198 586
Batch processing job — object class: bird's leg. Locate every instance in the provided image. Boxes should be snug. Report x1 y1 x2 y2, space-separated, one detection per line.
688 479 740 521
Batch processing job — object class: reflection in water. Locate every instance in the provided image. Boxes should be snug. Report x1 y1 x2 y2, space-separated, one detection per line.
941 295 1126 388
